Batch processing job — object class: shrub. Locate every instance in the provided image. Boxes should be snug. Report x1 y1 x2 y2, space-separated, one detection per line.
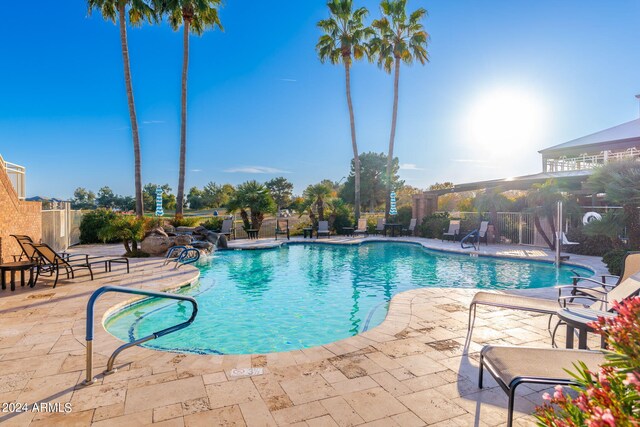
535 297 640 426
460 213 484 236
97 215 149 256
396 206 413 228
328 200 354 235
80 209 118 244
565 227 617 256
603 249 628 276
200 217 224 231
169 216 201 228
419 212 450 238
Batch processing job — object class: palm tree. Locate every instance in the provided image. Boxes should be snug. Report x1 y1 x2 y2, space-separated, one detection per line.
161 0 223 218
304 183 333 222
369 0 429 219
317 0 372 222
87 0 154 218
227 181 276 232
587 160 640 248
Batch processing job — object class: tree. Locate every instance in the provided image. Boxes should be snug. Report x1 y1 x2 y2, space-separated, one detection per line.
429 182 453 191
227 181 276 232
160 0 223 218
87 0 153 218
98 215 147 255
526 180 578 250
369 0 429 219
71 187 96 210
474 188 510 237
304 182 333 222
587 160 640 249
186 186 206 210
202 182 234 208
265 177 294 212
317 0 373 222
96 186 117 208
340 152 402 212
395 184 421 208
143 183 176 211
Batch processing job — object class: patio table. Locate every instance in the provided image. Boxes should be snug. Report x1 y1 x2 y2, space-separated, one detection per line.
0 261 36 291
556 307 616 349
303 227 313 239
384 223 402 237
247 229 259 240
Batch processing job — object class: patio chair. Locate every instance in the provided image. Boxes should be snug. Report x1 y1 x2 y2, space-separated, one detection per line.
442 220 460 242
403 218 417 236
217 219 236 240
478 345 605 427
478 221 489 245
353 218 368 237
28 242 94 288
317 221 331 239
567 251 640 301
275 219 290 240
372 218 385 235
467 272 640 344
10 234 38 262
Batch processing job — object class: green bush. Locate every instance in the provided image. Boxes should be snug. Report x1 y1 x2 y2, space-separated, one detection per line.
419 212 450 238
290 220 311 237
80 209 118 244
603 249 628 276
97 215 150 256
395 206 413 228
460 213 484 236
201 217 224 231
565 227 617 256
169 216 201 228
330 203 354 235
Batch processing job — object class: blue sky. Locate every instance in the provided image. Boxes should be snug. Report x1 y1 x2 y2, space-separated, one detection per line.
1 0 640 198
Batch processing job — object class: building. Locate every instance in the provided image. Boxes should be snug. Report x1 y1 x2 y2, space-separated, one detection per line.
413 99 640 223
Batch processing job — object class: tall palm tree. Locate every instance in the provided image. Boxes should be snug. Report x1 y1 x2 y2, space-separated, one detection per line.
369 0 428 219
87 0 154 218
161 0 222 218
317 0 372 222
304 183 333 222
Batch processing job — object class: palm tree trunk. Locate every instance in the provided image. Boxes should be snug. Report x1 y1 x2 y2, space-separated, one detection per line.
534 215 554 250
624 204 640 248
176 19 190 218
385 58 401 220
118 5 143 218
344 61 361 221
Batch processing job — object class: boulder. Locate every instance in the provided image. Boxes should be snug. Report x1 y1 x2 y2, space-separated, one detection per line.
195 229 228 249
174 234 193 246
176 226 197 234
147 227 168 238
163 224 176 234
140 234 174 256
192 241 214 252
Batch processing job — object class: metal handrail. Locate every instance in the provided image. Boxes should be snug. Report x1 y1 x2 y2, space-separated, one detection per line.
82 285 198 386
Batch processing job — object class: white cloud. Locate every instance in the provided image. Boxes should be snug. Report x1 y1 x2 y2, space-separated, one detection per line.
142 120 165 124
224 166 291 174
191 169 202 173
399 163 424 170
279 78 297 82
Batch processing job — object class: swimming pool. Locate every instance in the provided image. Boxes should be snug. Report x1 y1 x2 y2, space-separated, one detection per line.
104 242 592 355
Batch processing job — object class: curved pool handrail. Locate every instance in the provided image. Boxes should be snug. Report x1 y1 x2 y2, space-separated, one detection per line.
82 285 198 386
461 229 479 250
176 248 200 268
163 246 188 265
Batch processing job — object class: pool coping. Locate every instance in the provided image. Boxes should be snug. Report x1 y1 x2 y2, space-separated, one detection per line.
96 237 606 361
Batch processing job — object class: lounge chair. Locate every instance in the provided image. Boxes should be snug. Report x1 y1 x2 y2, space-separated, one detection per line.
28 242 94 288
217 219 235 240
467 272 640 343
403 218 417 236
10 235 38 262
442 220 460 242
479 345 605 427
353 218 368 237
317 221 331 239
567 251 640 301
275 219 290 240
372 218 385 235
477 221 489 245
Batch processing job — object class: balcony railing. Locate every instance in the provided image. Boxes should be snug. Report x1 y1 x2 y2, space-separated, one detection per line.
544 147 640 172
0 154 26 199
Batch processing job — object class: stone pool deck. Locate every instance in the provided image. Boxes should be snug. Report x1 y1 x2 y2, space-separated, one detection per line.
0 238 607 426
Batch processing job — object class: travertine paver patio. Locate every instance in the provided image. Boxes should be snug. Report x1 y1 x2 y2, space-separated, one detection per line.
0 239 606 426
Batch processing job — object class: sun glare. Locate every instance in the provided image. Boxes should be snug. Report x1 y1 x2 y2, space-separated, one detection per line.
465 88 546 158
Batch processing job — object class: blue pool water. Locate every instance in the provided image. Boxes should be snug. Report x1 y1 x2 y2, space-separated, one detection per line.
104 242 591 355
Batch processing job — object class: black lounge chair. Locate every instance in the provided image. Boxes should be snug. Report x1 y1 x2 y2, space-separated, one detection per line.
28 242 94 288
442 220 460 242
479 345 605 427
371 218 385 235
216 219 236 240
403 218 417 236
10 235 38 262
275 219 290 240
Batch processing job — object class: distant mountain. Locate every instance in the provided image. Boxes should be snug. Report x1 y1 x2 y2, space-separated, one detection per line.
26 196 68 202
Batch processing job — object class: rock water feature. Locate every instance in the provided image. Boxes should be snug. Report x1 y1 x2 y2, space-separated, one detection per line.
140 225 227 257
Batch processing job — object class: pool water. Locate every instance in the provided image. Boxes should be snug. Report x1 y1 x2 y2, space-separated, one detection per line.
104 242 591 355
